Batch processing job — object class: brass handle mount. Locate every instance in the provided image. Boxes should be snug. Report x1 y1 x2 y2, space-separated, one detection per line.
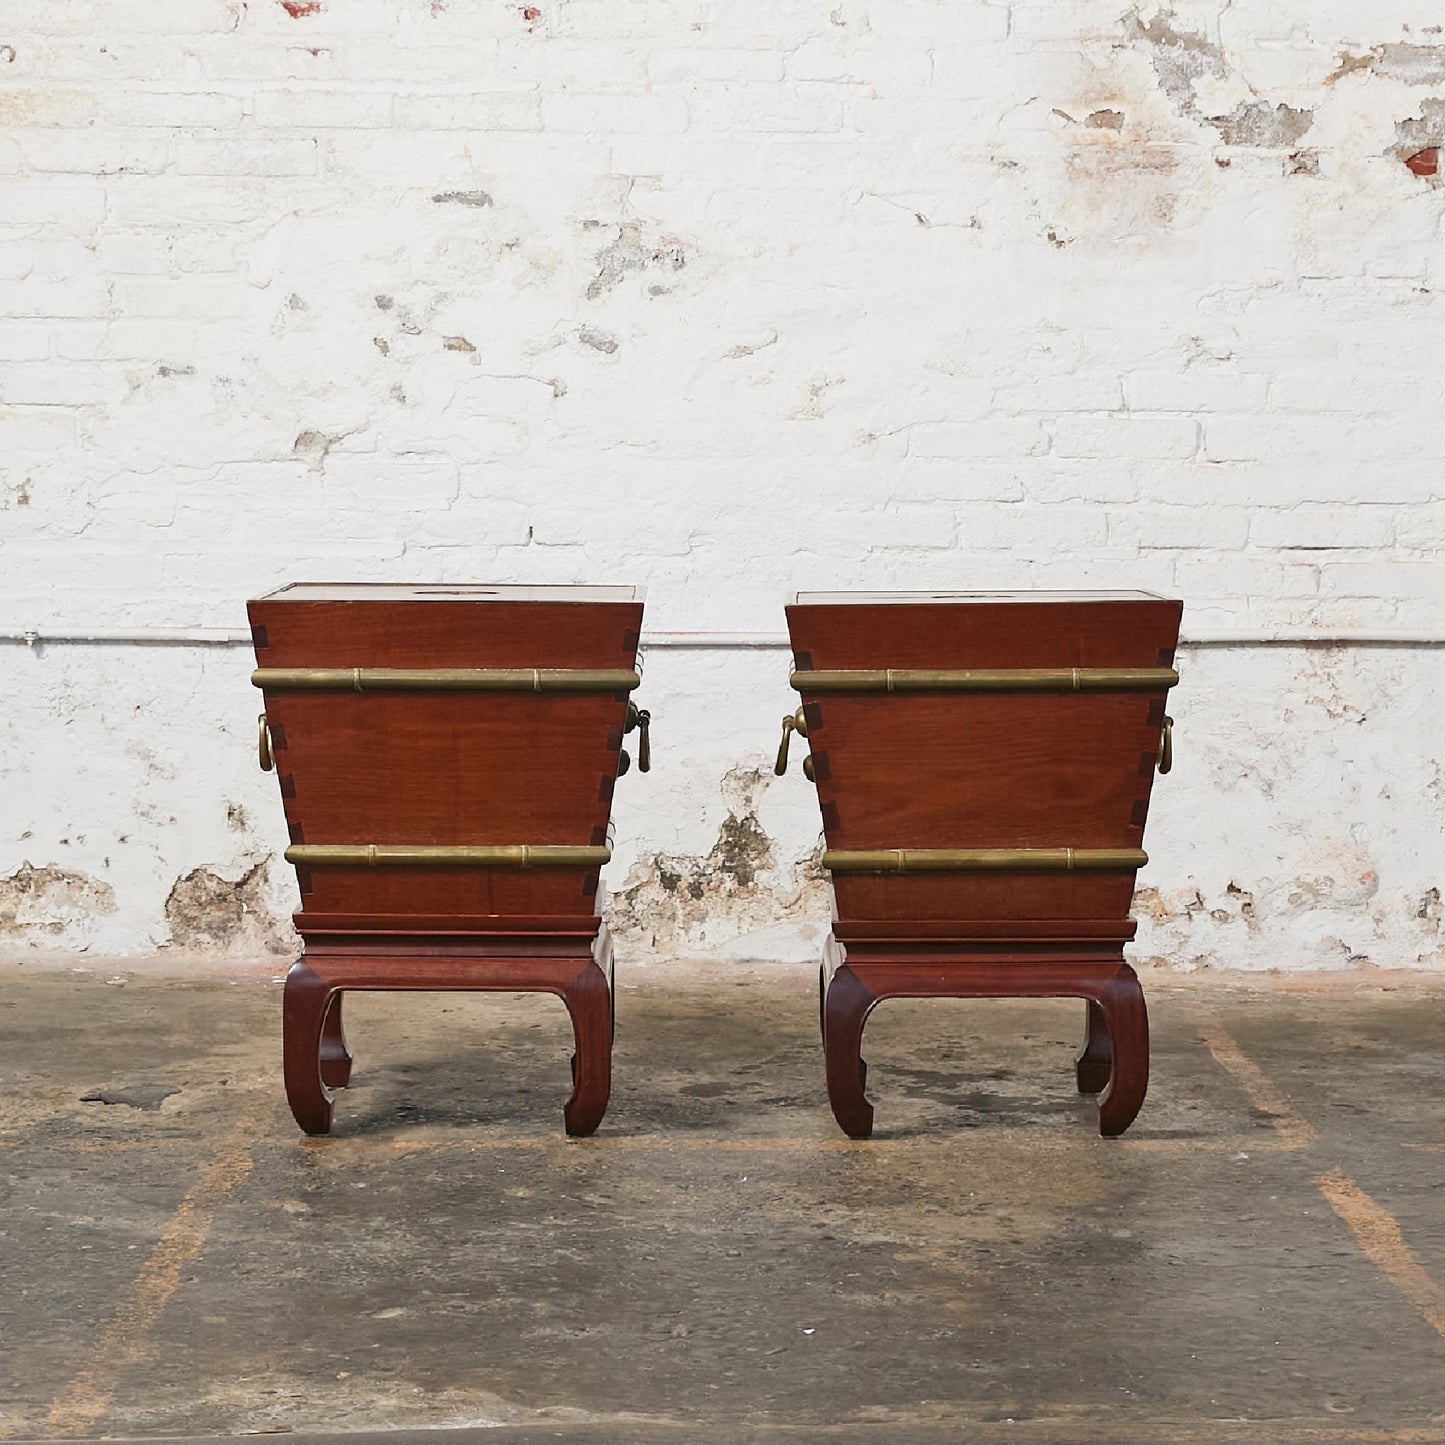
258 713 274 772
1157 716 1173 775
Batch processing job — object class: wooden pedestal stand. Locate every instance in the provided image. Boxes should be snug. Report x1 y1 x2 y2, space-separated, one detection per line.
282 917 615 1138
819 923 1147 1139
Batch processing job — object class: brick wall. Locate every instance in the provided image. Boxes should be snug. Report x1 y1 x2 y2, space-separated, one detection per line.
1 1 1442 967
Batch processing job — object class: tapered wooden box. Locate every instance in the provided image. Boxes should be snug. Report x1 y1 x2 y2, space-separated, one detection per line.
249 584 647 1137
779 590 1181 1138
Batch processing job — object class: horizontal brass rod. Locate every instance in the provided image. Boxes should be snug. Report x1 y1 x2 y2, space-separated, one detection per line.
822 848 1148 874
253 668 639 694
791 668 1178 694
285 844 612 869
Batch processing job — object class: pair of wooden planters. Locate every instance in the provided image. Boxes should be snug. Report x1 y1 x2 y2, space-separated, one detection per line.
250 585 1180 1140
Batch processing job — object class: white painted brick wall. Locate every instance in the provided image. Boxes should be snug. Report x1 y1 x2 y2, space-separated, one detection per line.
1 0 1443 969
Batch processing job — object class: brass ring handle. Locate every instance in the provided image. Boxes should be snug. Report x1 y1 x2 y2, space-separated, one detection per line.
623 701 652 775
636 709 651 773
1157 716 1173 775
774 708 809 775
258 713 274 772
774 715 796 774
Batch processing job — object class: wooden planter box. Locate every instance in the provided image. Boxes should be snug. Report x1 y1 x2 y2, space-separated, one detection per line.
250 584 646 1136
780 590 1181 1138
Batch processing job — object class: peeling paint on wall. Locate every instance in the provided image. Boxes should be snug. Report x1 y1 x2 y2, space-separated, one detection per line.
1328 44 1445 87
1125 9 1227 116
578 326 620 354
608 767 828 954
1395 100 1445 171
292 429 339 470
164 861 290 956
0 864 117 940
431 190 494 209
1135 850 1388 971
586 221 687 301
1208 101 1314 150
1126 10 1315 148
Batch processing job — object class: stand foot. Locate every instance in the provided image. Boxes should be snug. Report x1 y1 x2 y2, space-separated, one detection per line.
561 960 613 1137
823 964 877 1139
1095 965 1148 1138
283 960 336 1136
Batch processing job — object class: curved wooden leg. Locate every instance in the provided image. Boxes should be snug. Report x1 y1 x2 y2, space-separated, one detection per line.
824 965 877 1139
1075 999 1112 1095
1094 965 1149 1138
562 960 612 1138
318 991 352 1090
283 959 336 1136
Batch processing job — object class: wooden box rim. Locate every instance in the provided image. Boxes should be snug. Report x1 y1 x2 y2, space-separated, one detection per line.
252 582 645 604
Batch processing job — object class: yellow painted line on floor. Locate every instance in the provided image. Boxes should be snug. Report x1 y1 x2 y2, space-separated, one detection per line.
1200 1021 1319 1150
1316 1170 1445 1344
1119 1135 1298 1154
43 1111 267 1436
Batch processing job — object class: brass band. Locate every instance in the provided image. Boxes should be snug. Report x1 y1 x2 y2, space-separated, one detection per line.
285 844 611 869
253 668 640 694
821 848 1148 874
791 668 1177 694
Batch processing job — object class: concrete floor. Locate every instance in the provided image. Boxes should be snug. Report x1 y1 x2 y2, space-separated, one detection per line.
1 958 1443 1444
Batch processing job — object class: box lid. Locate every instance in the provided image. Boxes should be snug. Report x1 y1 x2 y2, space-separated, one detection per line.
255 584 642 603
791 590 1172 605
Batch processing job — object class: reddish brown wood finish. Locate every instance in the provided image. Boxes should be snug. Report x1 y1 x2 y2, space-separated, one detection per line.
283 930 615 1137
786 591 1180 1138
250 584 643 1137
820 937 1148 1138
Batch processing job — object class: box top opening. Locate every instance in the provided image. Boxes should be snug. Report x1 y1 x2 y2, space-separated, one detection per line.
256 584 643 603
790 590 1173 606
